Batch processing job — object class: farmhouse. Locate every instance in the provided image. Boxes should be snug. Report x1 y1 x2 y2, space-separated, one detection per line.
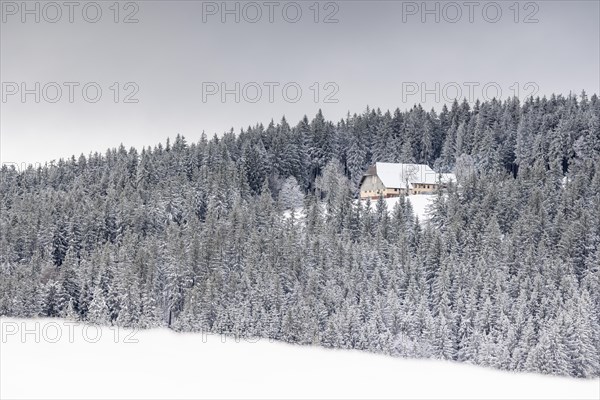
359 162 456 200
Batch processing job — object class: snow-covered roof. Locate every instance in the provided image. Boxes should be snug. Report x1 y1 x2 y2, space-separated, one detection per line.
367 163 455 189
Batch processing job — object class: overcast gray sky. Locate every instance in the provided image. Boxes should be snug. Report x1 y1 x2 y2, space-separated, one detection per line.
1 0 599 165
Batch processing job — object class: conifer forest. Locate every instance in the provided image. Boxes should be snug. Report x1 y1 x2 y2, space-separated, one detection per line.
1 94 599 378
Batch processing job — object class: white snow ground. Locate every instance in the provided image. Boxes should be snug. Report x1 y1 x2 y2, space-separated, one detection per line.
284 195 436 222
1 318 598 400
395 194 434 221
363 194 435 221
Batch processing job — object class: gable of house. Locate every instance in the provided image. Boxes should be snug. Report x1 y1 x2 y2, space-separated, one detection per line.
359 173 386 192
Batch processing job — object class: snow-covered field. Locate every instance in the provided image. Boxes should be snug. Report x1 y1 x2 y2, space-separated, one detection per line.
392 194 434 221
2 318 598 400
361 194 435 221
285 195 436 222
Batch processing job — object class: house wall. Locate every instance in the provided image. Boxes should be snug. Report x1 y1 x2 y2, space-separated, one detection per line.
360 180 442 198
360 175 385 192
360 176 407 199
360 187 406 199
410 183 439 195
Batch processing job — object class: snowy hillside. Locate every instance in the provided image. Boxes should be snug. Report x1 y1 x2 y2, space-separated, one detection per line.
384 194 435 221
284 195 436 222
2 318 598 400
